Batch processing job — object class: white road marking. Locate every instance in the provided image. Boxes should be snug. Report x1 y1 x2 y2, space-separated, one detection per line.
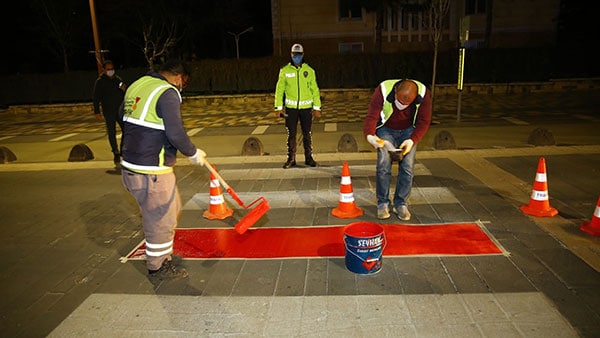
49 133 78 141
252 125 269 135
187 127 204 136
324 123 337 132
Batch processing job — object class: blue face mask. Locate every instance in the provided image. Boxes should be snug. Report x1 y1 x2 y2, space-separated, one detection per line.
292 55 303 65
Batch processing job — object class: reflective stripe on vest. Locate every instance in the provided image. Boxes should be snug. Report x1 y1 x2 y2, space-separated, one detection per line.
122 76 181 130
377 79 426 129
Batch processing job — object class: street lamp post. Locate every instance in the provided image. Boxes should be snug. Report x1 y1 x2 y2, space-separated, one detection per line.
227 26 254 59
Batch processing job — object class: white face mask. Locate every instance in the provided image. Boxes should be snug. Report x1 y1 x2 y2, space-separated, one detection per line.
394 99 409 110
106 70 115 77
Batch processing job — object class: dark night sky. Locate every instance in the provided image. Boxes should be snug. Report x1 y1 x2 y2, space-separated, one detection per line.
1 0 273 75
0 0 596 76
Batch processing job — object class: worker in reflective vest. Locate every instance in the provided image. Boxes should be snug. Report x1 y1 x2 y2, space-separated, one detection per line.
120 59 207 281
363 79 432 221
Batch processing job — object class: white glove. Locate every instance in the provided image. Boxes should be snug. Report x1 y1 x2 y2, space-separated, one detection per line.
189 148 206 166
366 135 384 149
400 139 414 155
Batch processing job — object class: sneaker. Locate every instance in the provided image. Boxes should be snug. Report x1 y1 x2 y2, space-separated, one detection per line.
148 259 188 280
395 205 411 221
377 205 390 219
283 159 296 169
305 158 317 167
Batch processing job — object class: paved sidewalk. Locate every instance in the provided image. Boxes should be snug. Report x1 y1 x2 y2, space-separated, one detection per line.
0 90 599 337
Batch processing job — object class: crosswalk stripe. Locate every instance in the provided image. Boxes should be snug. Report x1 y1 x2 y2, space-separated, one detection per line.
574 114 597 121
187 127 204 136
252 125 269 135
502 117 529 125
324 123 337 132
49 133 78 141
183 163 450 210
183 187 457 210
215 164 431 179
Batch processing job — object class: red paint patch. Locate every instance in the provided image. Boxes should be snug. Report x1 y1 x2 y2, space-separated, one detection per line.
125 223 504 260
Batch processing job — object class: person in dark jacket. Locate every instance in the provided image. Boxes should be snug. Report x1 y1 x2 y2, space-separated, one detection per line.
92 60 126 167
119 59 207 280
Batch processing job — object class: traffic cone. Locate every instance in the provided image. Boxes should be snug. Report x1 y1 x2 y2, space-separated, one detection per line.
520 157 558 217
580 196 600 236
332 162 363 218
203 165 233 220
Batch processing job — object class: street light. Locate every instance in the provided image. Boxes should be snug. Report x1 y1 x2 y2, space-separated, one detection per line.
227 26 254 59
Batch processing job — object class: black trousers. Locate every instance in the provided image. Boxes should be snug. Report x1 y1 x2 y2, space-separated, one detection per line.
284 108 313 160
104 111 124 155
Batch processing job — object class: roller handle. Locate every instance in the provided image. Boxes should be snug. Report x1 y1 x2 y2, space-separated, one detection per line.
203 159 246 207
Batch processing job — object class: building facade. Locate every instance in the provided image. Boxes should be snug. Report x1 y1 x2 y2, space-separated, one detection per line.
271 0 560 56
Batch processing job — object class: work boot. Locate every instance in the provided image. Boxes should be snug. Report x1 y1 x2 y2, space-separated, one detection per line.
148 259 188 280
283 158 296 169
377 204 390 220
305 157 317 167
395 205 411 221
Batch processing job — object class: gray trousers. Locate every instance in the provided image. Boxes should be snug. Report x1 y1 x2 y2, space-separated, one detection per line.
122 170 181 270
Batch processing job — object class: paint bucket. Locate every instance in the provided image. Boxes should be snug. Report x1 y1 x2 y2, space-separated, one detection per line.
343 222 386 274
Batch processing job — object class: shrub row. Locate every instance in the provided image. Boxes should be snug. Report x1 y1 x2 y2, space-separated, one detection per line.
1 47 596 106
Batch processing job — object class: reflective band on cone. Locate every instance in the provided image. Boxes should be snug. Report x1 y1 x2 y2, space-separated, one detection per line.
520 157 558 217
203 166 233 220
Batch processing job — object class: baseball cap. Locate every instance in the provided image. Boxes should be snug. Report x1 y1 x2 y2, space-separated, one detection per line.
291 43 304 53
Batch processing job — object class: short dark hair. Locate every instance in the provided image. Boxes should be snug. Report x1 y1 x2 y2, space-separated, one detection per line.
160 59 190 77
102 60 113 68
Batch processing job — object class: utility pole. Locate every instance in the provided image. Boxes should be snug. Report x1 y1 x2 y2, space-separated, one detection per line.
88 0 104 74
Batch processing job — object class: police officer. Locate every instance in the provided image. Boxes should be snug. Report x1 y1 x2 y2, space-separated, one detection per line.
274 43 322 169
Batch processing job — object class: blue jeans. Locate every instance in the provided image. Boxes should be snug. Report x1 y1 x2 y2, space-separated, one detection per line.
375 126 417 210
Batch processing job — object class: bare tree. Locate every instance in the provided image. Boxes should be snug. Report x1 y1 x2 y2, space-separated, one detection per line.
428 0 451 99
34 0 84 73
140 20 179 70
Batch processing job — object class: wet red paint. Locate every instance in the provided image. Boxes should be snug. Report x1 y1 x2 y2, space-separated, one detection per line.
126 223 503 260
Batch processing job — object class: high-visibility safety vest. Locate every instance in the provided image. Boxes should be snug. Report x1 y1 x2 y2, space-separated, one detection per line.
274 63 321 110
377 79 427 129
121 75 181 174
122 76 181 130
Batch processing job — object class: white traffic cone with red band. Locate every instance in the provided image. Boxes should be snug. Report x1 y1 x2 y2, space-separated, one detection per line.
520 157 558 217
580 196 600 236
332 161 363 218
203 165 233 220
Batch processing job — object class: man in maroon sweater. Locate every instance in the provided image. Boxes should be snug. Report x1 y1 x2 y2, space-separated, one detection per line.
363 79 432 221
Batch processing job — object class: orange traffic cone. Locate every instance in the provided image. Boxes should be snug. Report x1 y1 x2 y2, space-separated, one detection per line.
520 157 558 217
332 162 363 218
203 165 233 220
580 196 600 236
